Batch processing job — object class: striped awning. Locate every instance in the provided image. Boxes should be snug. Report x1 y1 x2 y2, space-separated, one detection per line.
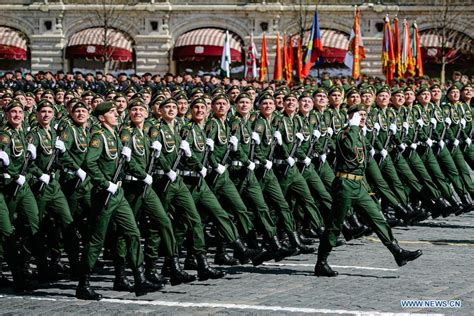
66 27 134 62
299 29 349 63
0 26 28 60
173 28 243 62
420 29 472 52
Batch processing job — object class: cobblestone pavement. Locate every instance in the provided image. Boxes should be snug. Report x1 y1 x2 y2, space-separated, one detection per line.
1 212 473 315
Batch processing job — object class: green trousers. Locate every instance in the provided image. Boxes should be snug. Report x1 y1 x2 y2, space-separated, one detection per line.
209 170 254 236
257 168 296 233
123 180 176 261
379 156 409 205
82 187 143 273
229 168 277 239
463 145 474 170
365 157 402 207
155 176 206 256
184 175 238 243
319 177 395 253
301 164 333 224
437 147 472 197
404 150 441 200
449 147 474 197
0 192 20 275
317 161 336 192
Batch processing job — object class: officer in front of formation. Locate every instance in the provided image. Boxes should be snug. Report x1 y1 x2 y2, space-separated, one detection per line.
314 104 422 277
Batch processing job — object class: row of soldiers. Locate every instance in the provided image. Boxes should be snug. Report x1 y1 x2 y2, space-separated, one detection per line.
0 78 472 299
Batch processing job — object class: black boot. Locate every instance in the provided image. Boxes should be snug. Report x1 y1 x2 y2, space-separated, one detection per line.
386 241 422 267
314 251 338 277
348 214 369 238
269 236 297 262
76 274 102 300
394 204 412 225
459 194 474 214
0 266 13 287
287 231 315 254
342 220 354 241
297 233 315 245
133 265 164 296
166 256 196 286
232 239 260 264
196 254 225 281
302 228 320 239
145 261 168 287
183 254 198 270
215 243 239 266
113 264 134 292
49 251 66 281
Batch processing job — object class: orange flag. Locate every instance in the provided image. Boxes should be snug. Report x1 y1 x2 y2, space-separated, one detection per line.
287 36 294 82
296 37 303 82
274 33 283 81
259 33 268 82
382 16 395 82
344 8 365 80
401 19 415 78
393 16 402 78
412 21 424 77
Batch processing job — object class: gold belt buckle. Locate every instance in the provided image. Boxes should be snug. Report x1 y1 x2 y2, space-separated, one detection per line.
117 180 122 187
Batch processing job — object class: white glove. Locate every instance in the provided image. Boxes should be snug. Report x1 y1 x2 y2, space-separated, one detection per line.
151 141 162 157
426 138 433 147
39 173 50 185
251 132 261 145
402 122 410 133
286 157 295 167
410 143 418 150
15 175 26 186
417 119 424 127
326 127 334 137
303 156 312 166
55 138 66 153
349 112 361 126
444 117 452 126
229 136 239 151
76 168 87 182
430 118 437 128
143 174 153 186
398 143 407 152
206 138 215 151
312 129 321 139
460 118 466 129
166 170 177 182
0 150 10 166
439 140 445 149
362 126 367 136
453 139 460 147
320 153 327 163
369 148 375 157
180 140 192 157
373 122 381 132
199 167 207 178
27 143 37 160
121 146 132 162
389 124 397 134
264 160 273 170
466 138 472 146
273 131 283 145
106 181 118 194
380 149 388 159
215 163 226 175
295 132 304 142
247 161 256 171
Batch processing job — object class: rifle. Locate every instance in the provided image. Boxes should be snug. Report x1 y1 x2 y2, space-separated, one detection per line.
377 129 393 166
262 118 282 179
395 110 409 161
104 133 132 207
142 141 157 198
451 121 463 154
435 121 449 155
36 136 62 195
198 135 211 187
462 122 473 153
207 119 242 186
13 151 31 197
300 128 320 174
283 118 304 177
162 123 194 192
316 132 329 173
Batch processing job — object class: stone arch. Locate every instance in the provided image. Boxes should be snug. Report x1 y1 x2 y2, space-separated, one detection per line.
63 15 140 41
283 18 352 38
0 15 35 38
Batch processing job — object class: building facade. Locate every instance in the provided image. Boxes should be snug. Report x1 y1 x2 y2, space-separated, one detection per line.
0 0 472 78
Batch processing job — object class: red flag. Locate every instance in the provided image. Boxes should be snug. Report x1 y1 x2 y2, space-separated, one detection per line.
302 11 324 77
412 21 424 77
382 16 395 82
393 16 402 78
401 19 415 78
274 33 283 81
344 8 365 80
259 33 268 82
287 36 294 83
296 37 303 82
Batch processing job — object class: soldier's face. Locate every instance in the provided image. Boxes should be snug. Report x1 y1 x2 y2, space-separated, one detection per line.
129 106 148 124
361 93 374 107
191 103 207 123
347 94 361 106
448 89 460 103
462 87 472 99
115 97 127 112
143 93 151 105
43 94 55 103
404 91 415 104
177 99 189 116
284 97 298 114
376 92 390 108
431 88 442 102
6 107 24 128
26 97 35 109
56 92 65 103
359 111 367 127
72 108 89 125
329 92 343 107
160 103 177 122
100 108 119 127
298 97 313 115
275 95 284 110
313 93 328 111
236 97 252 116
417 91 431 106
259 99 275 118
15 95 27 106
83 96 93 106
36 106 54 126
212 99 230 119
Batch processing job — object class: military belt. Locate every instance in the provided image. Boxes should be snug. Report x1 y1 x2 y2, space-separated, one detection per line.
273 158 298 165
153 170 166 176
124 175 139 181
335 172 364 181
2 173 11 179
63 168 76 175
180 170 200 177
231 161 243 167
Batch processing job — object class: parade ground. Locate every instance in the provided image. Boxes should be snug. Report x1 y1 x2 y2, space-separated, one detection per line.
0 212 472 315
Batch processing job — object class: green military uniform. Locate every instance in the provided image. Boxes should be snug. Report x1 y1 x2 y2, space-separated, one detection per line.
313 108 335 192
